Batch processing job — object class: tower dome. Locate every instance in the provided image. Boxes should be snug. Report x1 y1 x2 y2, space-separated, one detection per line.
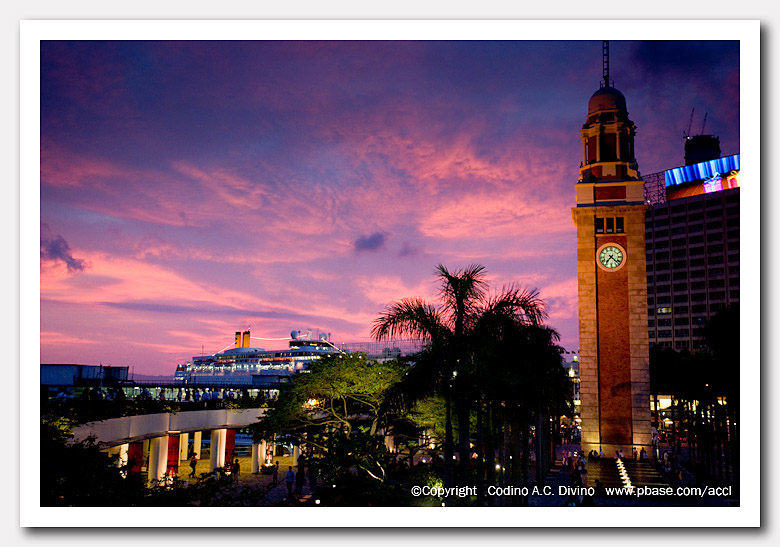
588 86 627 114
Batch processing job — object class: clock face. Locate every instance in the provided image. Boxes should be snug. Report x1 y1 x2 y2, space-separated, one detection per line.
598 245 624 270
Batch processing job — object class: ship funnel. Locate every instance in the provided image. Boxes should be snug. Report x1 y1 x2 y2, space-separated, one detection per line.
234 331 242 348
242 330 251 348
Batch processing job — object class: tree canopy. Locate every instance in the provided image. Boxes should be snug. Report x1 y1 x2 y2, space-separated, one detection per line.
252 352 407 485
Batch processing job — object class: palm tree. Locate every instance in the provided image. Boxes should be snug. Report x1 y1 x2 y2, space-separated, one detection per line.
372 264 547 488
470 305 572 504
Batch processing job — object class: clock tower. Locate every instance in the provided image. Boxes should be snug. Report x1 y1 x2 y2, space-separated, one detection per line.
572 42 651 456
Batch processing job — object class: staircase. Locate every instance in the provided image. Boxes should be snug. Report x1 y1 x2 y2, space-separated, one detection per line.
584 459 624 489
623 460 667 488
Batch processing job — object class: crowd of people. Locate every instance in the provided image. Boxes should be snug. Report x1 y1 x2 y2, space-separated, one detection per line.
133 386 278 404
50 385 280 407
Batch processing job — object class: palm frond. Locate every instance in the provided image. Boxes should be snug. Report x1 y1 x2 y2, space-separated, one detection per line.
371 297 444 341
491 283 547 325
435 263 487 309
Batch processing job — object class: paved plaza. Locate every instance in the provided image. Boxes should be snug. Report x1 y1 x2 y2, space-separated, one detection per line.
176 453 314 505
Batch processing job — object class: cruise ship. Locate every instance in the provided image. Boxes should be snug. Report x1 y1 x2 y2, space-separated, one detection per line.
173 329 343 387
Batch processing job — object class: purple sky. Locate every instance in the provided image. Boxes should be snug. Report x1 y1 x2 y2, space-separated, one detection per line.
39 40 740 375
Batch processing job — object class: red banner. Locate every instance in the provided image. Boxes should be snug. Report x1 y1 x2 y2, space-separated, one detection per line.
167 435 180 476
225 429 236 465
128 442 144 475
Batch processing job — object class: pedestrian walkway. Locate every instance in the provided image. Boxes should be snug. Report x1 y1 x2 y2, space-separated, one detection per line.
175 453 314 505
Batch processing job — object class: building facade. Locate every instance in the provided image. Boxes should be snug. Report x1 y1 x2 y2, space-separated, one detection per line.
643 155 740 351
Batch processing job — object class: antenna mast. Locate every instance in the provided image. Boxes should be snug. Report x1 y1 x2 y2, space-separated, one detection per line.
602 40 610 87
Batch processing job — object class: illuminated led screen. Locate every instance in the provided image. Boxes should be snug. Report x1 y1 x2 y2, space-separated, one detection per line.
664 154 740 187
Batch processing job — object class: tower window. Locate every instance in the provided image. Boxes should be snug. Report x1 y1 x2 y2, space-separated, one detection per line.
601 133 617 162
595 217 604 234
606 218 614 233
616 217 624 233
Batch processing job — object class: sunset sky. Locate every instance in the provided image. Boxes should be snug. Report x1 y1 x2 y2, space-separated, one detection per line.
39 39 740 375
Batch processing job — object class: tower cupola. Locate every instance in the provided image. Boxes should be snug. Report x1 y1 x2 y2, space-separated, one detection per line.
588 86 627 115
575 41 643 206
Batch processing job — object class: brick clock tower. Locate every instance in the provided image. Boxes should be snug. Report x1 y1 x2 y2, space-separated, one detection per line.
572 42 651 456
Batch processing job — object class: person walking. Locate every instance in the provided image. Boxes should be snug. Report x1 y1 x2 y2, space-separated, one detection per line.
308 462 318 493
295 465 306 499
285 466 295 500
272 461 279 486
189 455 198 478
231 458 240 483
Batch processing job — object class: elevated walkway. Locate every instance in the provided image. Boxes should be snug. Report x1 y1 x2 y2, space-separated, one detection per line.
72 408 267 447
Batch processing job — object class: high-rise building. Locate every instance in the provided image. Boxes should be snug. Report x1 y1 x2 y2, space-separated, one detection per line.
572 42 652 456
644 153 740 351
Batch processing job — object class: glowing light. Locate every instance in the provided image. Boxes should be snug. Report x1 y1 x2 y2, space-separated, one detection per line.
703 174 723 194
726 170 740 189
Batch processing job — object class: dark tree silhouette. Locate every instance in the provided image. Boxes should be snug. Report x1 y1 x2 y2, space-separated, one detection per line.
372 264 565 494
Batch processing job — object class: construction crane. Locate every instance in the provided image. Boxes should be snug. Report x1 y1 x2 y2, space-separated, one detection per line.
684 107 695 139
700 112 708 135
